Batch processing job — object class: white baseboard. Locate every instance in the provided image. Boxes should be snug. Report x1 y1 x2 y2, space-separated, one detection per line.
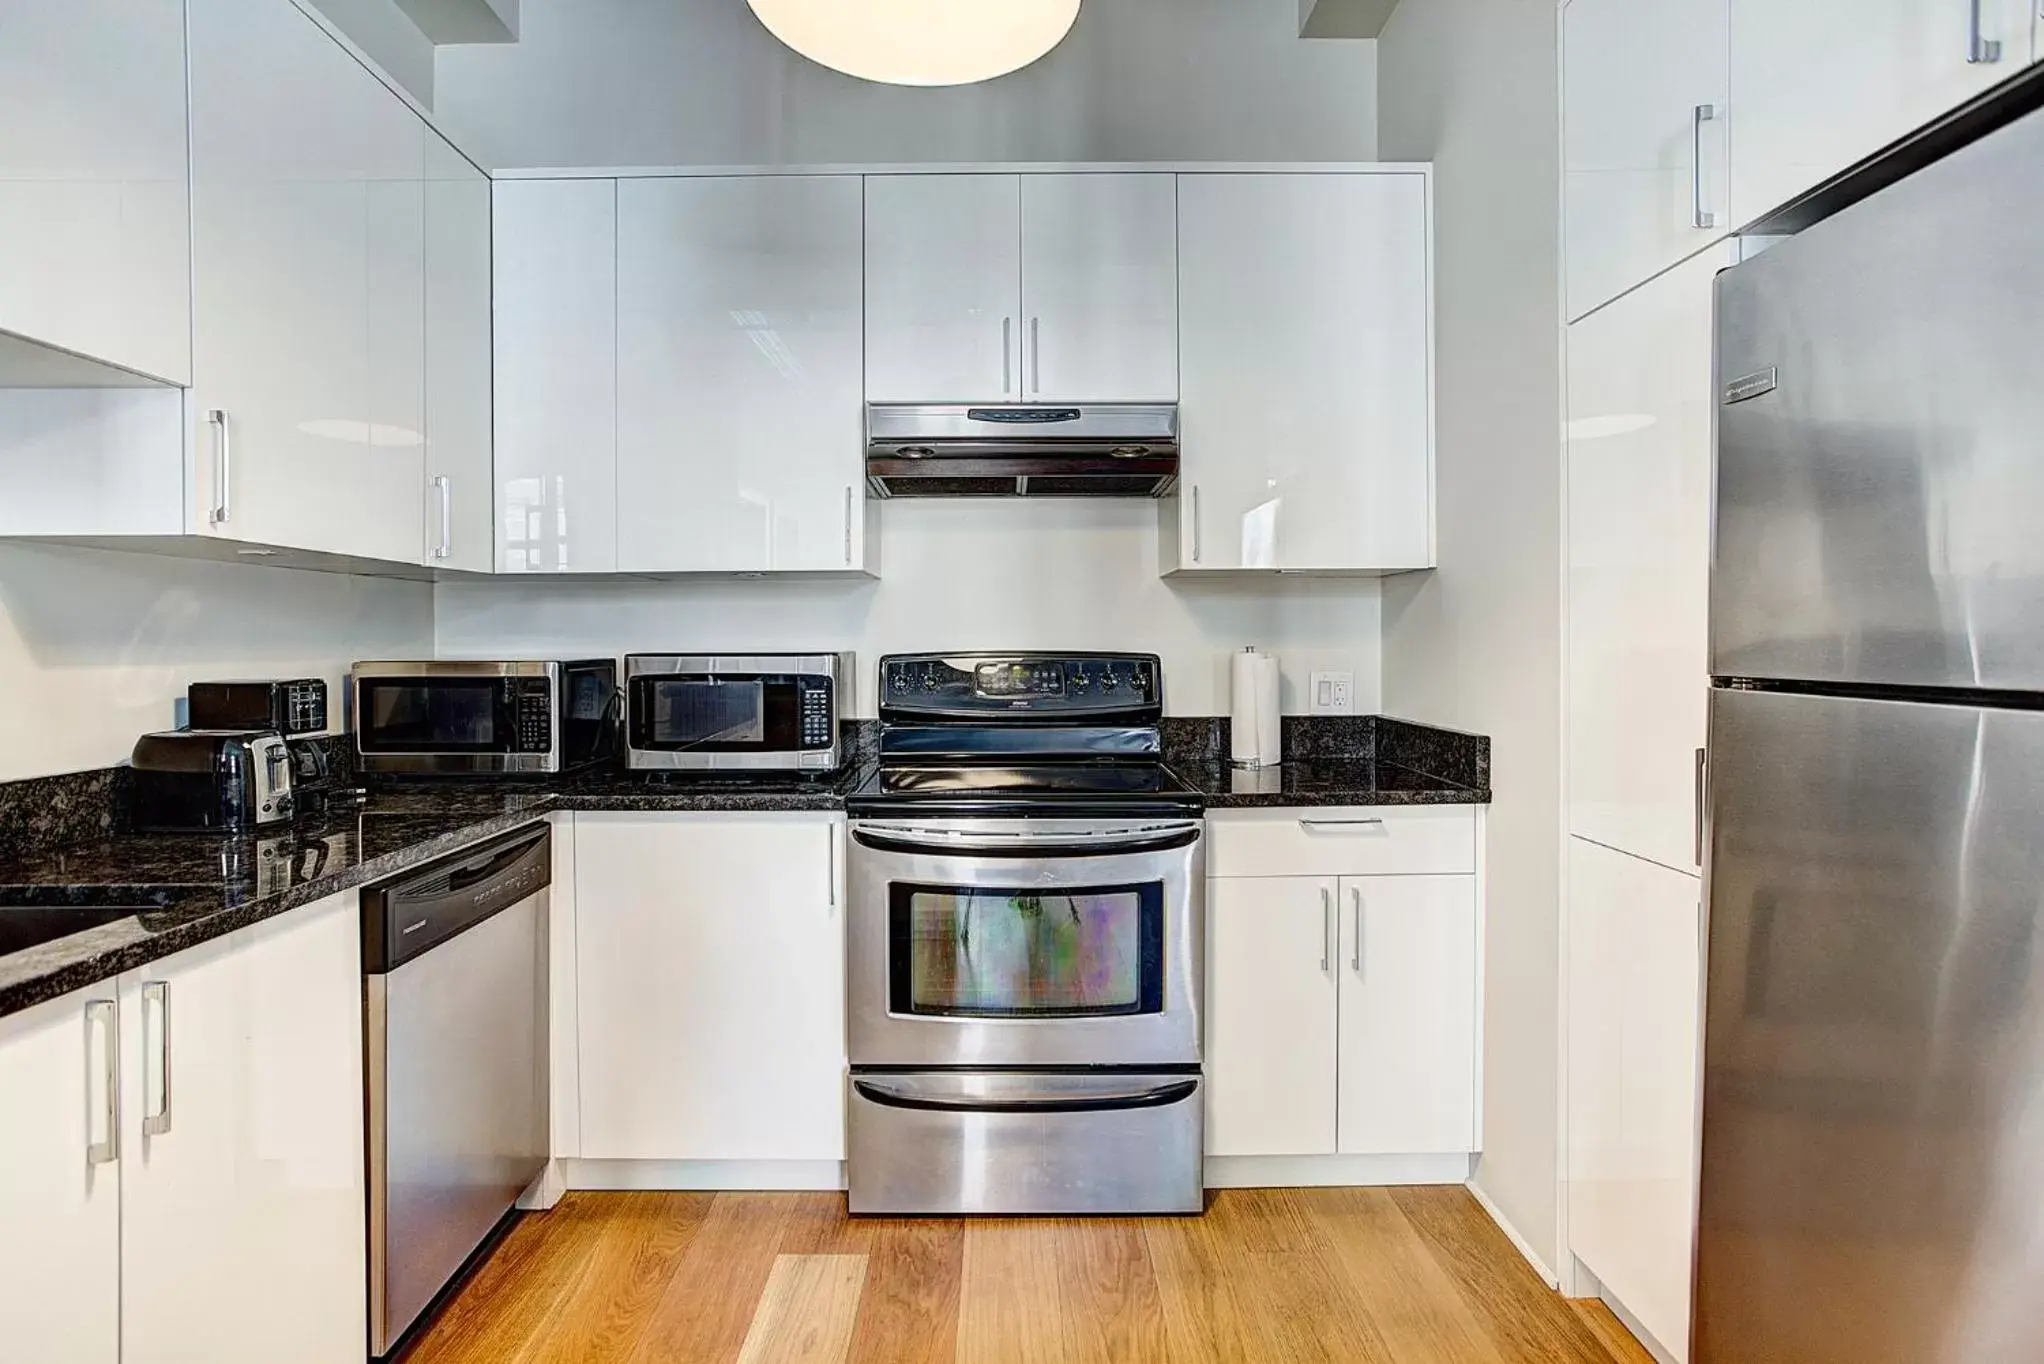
1597 1282 1680 1364
1466 1176 1560 1287
1204 1153 1473 1188
516 1159 568 1210
562 1158 847 1191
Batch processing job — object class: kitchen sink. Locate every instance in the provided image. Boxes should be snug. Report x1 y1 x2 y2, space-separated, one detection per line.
0 887 204 958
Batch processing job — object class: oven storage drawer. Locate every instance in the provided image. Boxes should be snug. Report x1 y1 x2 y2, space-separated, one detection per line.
1206 807 1476 878
847 1070 1204 1215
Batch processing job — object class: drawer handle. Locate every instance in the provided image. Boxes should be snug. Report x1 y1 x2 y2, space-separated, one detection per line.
853 1078 1197 1114
1299 818 1386 831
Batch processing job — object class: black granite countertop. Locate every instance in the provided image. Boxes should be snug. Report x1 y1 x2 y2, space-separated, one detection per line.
1178 757 1491 809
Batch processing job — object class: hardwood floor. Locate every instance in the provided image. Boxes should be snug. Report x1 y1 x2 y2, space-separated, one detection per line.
404 1188 1656 1364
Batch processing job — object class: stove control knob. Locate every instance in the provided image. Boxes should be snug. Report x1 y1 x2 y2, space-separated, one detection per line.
921 673 939 692
891 674 908 693
1102 670 1122 692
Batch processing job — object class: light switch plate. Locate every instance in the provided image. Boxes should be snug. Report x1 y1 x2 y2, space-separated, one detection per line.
1309 671 1355 716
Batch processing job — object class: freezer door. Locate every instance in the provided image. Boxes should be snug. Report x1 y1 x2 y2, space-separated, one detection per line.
1712 103 2044 690
1697 687 2044 1364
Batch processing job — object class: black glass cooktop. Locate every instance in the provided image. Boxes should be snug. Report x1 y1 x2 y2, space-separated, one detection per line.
848 761 1205 818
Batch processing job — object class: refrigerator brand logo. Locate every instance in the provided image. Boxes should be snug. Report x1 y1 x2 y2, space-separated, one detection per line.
1723 367 1779 405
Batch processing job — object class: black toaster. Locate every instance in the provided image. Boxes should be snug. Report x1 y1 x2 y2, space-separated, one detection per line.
130 730 296 833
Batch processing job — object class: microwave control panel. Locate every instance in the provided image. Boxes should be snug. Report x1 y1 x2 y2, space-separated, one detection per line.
799 678 835 749
515 678 553 753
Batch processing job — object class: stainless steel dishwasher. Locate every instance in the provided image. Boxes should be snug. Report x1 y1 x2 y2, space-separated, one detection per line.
362 822 550 1358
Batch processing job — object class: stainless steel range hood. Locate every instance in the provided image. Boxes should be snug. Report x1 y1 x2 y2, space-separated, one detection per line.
865 403 1179 498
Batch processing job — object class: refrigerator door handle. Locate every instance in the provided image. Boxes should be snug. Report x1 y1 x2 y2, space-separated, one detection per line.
1694 746 1707 867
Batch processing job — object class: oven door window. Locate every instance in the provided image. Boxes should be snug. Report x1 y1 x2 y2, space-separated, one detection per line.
889 881 1165 1018
357 680 507 752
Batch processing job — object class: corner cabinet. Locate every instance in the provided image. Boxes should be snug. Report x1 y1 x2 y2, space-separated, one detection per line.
1204 808 1479 1163
572 813 847 1162
1167 172 1435 575
616 175 871 573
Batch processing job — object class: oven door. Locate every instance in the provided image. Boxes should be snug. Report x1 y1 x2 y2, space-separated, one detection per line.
848 817 1203 1068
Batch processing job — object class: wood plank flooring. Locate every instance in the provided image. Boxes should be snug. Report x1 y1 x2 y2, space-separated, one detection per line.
404 1188 1656 1364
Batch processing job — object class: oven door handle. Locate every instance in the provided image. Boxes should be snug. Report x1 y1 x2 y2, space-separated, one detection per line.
852 822 1202 858
852 1078 1199 1115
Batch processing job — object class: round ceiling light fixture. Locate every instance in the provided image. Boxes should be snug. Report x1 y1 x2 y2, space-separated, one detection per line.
746 0 1082 87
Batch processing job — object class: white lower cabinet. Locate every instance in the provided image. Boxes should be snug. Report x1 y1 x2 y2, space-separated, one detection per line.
0 990 122 1364
1567 837 1701 1363
1204 809 1480 1160
120 891 367 1364
573 813 846 1162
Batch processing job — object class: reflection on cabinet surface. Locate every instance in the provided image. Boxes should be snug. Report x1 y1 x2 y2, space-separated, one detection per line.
864 174 1022 403
617 176 869 573
1170 172 1433 574
424 133 494 574
1567 836 1700 1364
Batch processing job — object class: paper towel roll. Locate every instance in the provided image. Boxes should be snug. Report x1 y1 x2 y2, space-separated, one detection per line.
1230 647 1282 769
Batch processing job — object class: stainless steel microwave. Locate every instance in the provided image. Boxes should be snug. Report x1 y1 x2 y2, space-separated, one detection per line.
625 654 849 773
351 660 621 775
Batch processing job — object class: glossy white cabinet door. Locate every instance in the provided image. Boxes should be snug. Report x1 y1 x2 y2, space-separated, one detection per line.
617 176 867 573
1336 875 1479 1155
1562 0 1730 321
1174 173 1433 573
1567 837 1701 1363
1018 174 1178 402
1728 0 2030 224
424 132 494 573
574 814 846 1161
1567 246 1731 873
865 174 1022 402
188 0 426 563
0 0 189 384
120 893 367 1364
1205 876 1339 1157
0 990 121 1364
494 179 618 574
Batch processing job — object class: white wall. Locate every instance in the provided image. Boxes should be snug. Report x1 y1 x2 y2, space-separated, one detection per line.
435 499 1382 717
432 0 1378 171
1377 0 1565 1276
0 544 433 780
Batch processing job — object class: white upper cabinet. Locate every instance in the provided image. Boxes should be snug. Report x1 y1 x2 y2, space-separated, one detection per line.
0 0 190 384
1018 174 1178 402
573 813 847 1162
865 174 1023 402
1172 172 1434 574
1562 0 1730 321
423 132 494 574
1567 246 1730 873
1567 837 1701 1363
494 178 618 574
119 892 367 1364
187 0 427 564
1728 0 2031 223
617 176 868 573
0 990 121 1364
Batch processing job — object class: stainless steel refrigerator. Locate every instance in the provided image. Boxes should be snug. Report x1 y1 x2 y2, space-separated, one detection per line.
1699 101 2044 1363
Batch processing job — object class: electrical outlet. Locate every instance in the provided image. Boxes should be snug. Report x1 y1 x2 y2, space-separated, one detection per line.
1309 671 1355 716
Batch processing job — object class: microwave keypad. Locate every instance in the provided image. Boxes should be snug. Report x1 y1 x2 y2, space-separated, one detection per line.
801 684 833 749
516 685 553 753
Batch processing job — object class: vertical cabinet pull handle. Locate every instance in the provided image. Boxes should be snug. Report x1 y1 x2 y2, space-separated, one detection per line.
207 409 231 525
1692 105 1719 230
142 981 172 1137
1191 486 1203 563
1320 886 1334 973
432 475 452 560
843 486 855 566
1002 317 1014 395
827 824 838 911
1351 887 1363 974
1968 0 2003 62
1694 747 1708 867
1030 317 1042 394
86 1000 118 1166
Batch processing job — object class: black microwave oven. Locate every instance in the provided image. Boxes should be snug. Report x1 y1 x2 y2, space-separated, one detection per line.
350 660 620 775
625 654 848 773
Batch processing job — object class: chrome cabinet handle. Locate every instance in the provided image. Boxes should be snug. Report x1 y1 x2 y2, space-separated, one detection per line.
1191 486 1202 563
432 475 452 560
1002 317 1014 395
1351 887 1363 974
86 1000 118 1166
827 823 837 910
1969 0 2003 61
1030 317 1042 394
1692 105 1719 229
207 409 231 525
1321 886 1334 972
142 981 171 1137
843 486 855 565
1694 747 1708 867
1300 818 1386 831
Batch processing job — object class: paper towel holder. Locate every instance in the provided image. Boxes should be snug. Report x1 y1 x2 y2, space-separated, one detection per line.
1229 645 1284 771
